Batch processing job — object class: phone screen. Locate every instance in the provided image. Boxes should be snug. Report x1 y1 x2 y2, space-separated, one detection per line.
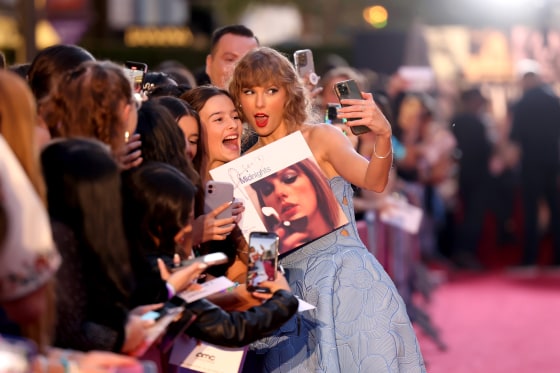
325 103 346 125
124 61 147 93
247 232 279 290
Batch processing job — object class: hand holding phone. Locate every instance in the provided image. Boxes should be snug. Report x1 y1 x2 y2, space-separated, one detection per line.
173 252 229 271
204 181 234 220
246 232 279 292
133 297 195 357
124 61 148 93
333 79 372 135
294 49 319 86
116 133 143 170
249 271 291 300
140 296 184 322
158 254 209 294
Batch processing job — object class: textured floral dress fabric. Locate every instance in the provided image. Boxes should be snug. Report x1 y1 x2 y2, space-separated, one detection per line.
244 176 426 373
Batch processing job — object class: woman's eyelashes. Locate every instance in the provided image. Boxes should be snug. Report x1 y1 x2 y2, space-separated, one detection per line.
259 172 298 197
241 87 279 95
212 115 225 124
281 171 298 184
212 114 241 124
188 135 198 145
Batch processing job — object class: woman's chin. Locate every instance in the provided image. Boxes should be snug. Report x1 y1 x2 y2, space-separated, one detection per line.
221 148 240 161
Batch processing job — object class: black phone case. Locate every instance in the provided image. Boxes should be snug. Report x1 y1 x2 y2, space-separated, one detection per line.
334 79 371 135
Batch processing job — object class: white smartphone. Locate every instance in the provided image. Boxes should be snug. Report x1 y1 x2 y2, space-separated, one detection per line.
204 180 234 220
246 232 279 292
293 49 319 86
174 252 229 270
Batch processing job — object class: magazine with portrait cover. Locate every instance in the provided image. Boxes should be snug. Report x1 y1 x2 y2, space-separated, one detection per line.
210 131 348 255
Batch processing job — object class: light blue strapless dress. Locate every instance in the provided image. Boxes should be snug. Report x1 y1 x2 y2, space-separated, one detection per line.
243 176 426 373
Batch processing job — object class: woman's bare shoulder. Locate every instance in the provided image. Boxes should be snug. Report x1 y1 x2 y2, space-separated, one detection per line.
299 123 353 178
302 123 350 148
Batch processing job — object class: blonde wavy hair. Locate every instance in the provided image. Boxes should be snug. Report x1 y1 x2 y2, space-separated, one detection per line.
0 70 54 352
229 47 314 133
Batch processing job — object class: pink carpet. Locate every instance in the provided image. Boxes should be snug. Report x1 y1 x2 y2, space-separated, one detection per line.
415 270 560 373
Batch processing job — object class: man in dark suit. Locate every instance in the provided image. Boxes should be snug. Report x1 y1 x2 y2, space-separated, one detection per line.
451 88 493 269
510 62 560 266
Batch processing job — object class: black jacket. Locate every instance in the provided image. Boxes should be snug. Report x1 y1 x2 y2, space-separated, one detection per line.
52 221 129 352
511 84 560 172
184 289 298 348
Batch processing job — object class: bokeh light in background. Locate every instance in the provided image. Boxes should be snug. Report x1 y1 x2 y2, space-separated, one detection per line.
124 26 193 47
36 20 60 49
363 5 388 29
240 4 302 45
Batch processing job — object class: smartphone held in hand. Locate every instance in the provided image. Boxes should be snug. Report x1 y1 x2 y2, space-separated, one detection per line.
135 297 195 357
294 49 319 86
246 232 279 292
124 61 148 93
174 252 229 271
204 180 234 220
333 79 371 135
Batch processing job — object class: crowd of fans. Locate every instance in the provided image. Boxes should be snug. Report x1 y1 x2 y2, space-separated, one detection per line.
1 21 559 373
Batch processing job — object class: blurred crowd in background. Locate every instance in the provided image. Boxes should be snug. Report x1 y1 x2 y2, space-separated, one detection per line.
1 7 560 369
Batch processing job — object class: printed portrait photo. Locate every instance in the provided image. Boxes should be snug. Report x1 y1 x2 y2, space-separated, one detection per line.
245 158 348 255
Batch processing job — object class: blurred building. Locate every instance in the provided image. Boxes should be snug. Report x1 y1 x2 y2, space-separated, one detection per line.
0 0 197 63
2 0 560 92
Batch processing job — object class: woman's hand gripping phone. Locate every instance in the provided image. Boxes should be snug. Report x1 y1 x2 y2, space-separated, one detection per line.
116 133 143 170
157 254 209 294
192 199 245 246
249 269 291 301
246 231 285 296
